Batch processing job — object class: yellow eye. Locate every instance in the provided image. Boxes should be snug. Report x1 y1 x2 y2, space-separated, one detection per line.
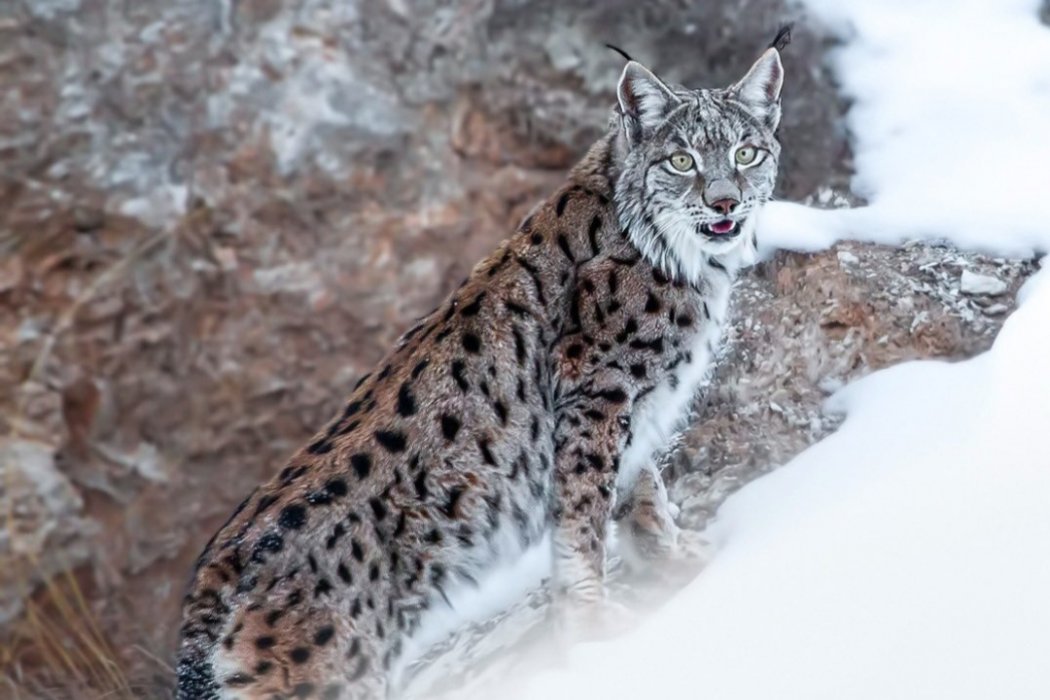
735 146 758 166
670 152 694 172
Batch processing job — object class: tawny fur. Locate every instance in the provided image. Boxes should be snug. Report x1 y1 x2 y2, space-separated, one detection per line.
176 48 785 700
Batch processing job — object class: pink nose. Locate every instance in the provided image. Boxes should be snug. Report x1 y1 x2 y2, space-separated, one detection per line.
711 198 739 215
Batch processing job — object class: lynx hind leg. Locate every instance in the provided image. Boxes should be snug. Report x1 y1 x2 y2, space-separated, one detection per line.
206 597 386 700
618 465 712 568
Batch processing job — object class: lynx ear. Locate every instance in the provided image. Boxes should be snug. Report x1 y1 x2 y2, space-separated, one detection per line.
617 61 681 142
731 48 784 131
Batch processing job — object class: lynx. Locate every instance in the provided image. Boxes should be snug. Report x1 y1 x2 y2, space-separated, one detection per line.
177 45 784 699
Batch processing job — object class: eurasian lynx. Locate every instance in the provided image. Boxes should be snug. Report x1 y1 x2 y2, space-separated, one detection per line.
177 46 784 699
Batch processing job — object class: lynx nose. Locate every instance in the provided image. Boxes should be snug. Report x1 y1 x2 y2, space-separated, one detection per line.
710 198 739 215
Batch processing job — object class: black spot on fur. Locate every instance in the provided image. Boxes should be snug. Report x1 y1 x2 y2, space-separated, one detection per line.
369 497 388 521
414 471 428 499
460 292 486 316
556 233 575 263
253 493 278 517
611 254 640 267
314 625 335 647
255 635 276 650
442 486 465 518
441 414 462 441
505 299 530 316
375 430 407 453
306 437 333 455
629 336 664 353
337 561 352 584
597 387 628 403
290 647 311 664
516 256 547 306
478 438 497 466
462 332 481 353
350 453 371 479
397 383 417 416
644 292 661 313
588 216 601 255
556 191 571 216
254 534 285 560
512 326 527 365
314 578 332 597
279 465 309 486
278 504 307 530
451 359 469 391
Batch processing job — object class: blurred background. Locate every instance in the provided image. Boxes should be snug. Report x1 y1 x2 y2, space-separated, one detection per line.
0 1 1036 698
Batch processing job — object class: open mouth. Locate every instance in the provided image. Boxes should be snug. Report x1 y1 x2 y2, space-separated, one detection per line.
700 220 741 238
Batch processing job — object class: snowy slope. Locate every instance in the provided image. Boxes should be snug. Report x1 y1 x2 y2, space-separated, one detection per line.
520 1 1050 698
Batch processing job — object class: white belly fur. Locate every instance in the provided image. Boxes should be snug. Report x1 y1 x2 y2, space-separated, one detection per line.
616 281 731 495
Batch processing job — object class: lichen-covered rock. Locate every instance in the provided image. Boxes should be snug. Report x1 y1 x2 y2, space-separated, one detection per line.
671 239 1037 529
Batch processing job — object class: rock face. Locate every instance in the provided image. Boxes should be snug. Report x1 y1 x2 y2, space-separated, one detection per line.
670 240 1036 530
0 1 1038 697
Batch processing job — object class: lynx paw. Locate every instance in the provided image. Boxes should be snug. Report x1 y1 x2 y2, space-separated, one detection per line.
670 527 713 564
553 597 639 645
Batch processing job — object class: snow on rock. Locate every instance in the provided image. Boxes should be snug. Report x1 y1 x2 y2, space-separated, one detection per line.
760 0 1050 258
960 269 1008 296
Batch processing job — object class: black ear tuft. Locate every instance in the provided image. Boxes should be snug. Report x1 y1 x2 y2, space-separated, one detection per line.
769 23 794 52
605 43 635 63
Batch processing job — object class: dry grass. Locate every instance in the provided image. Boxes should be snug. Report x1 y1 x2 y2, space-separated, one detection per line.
2 228 176 699
1 569 133 699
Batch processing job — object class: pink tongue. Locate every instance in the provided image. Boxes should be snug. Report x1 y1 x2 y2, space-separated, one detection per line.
710 220 736 234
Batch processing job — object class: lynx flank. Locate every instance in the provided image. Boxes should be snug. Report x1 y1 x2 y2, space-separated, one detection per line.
177 47 785 699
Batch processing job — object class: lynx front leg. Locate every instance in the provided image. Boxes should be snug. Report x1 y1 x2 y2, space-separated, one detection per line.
551 401 626 602
550 391 638 639
619 465 711 568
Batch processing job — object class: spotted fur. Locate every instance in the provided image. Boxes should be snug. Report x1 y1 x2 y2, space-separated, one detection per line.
176 47 785 700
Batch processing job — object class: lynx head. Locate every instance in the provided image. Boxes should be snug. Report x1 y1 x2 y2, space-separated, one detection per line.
613 48 783 283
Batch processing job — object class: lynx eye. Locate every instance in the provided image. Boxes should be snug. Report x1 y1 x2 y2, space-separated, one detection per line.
735 146 758 166
669 152 694 172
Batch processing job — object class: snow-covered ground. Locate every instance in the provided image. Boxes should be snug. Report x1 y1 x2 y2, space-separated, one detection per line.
519 1 1050 698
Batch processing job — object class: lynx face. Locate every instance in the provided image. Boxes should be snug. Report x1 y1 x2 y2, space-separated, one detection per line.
614 49 784 282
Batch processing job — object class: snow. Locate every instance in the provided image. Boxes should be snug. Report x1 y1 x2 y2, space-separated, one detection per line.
960 269 1009 296
761 0 1050 259
513 1 1050 698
